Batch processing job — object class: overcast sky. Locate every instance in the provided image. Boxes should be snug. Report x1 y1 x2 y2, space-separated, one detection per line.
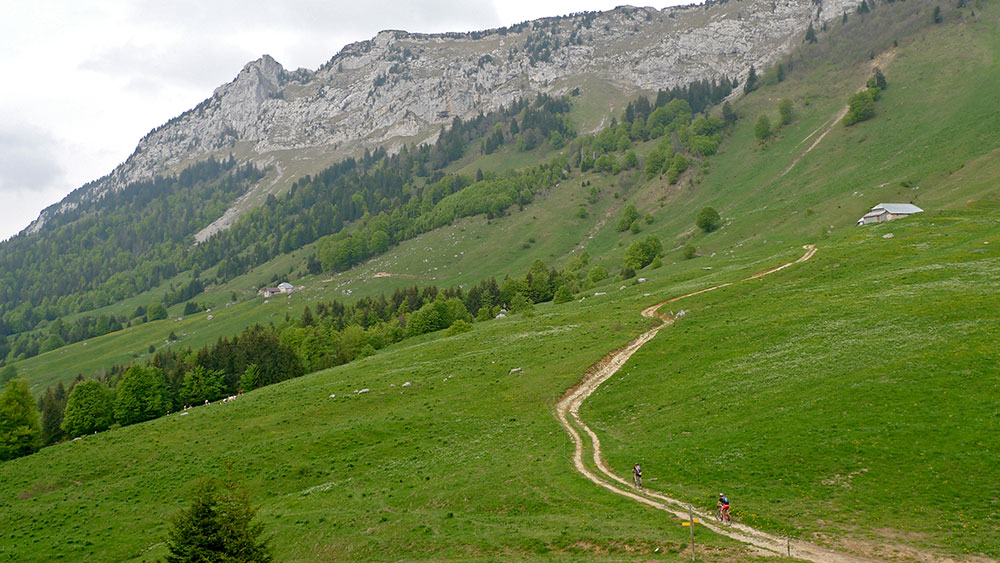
0 1 685 241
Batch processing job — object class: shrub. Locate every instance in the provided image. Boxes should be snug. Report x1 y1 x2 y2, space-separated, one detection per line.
588 265 609 283
445 320 473 336
779 99 794 125
623 235 663 270
114 365 169 426
616 205 639 231
696 207 722 232
682 245 697 259
843 90 876 126
147 303 168 321
754 115 771 141
553 286 574 304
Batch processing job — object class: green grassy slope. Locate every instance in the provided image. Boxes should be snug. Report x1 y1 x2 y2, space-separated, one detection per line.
584 212 1000 558
1 252 787 561
2 2 999 560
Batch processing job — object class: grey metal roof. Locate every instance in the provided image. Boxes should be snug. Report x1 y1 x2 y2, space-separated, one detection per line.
872 203 923 214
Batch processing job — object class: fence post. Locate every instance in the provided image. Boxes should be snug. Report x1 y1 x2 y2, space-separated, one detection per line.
689 504 696 561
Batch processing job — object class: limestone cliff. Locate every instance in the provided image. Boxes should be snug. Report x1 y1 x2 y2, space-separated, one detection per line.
26 0 858 237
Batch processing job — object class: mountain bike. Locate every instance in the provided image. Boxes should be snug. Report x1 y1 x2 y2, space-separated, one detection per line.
633 472 642 489
714 505 731 524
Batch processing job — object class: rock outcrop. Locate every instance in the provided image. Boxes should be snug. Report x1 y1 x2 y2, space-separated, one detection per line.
26 0 858 237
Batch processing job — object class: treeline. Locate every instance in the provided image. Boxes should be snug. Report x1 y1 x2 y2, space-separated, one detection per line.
569 81 737 184
185 94 572 285
315 160 565 273
2 71 738 365
0 158 258 338
0 95 572 363
21 249 645 456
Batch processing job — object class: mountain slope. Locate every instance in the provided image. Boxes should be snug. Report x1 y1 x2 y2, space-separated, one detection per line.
25 0 858 236
2 1 999 560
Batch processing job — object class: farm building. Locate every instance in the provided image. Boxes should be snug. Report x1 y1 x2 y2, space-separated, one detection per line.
856 203 923 226
260 282 296 298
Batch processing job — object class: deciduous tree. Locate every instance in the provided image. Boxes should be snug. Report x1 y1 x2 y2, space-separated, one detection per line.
114 365 168 426
0 379 41 461
61 379 114 437
696 207 722 233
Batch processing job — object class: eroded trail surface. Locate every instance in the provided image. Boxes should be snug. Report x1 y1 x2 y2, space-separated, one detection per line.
555 245 876 562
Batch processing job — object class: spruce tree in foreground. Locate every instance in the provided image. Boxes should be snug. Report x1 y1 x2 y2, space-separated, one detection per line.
165 479 272 563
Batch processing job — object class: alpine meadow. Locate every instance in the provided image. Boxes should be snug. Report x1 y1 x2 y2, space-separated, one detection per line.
1 0 998 561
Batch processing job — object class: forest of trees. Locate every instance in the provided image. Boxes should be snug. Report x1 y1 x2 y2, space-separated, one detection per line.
0 95 573 363
15 245 663 460
0 66 741 370
0 57 756 461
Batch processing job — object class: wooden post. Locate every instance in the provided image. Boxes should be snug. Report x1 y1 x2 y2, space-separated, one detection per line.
689 504 696 561
787 537 791 557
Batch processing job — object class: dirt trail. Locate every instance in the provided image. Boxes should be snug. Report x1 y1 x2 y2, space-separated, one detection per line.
555 245 878 562
779 106 850 179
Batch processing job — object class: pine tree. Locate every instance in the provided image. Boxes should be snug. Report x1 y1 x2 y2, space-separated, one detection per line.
743 65 758 95
805 21 818 43
217 481 273 562
165 481 227 563
165 480 272 563
38 383 67 445
0 379 42 460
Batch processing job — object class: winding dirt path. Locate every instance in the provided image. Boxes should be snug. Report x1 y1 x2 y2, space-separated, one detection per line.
555 245 876 562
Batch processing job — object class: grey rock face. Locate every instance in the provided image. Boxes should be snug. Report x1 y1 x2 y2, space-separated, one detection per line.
27 0 858 236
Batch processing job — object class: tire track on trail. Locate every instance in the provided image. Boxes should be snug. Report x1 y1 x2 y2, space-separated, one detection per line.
555 245 875 562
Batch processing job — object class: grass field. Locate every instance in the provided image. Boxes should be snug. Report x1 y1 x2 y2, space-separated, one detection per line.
583 212 1000 558
2 2 999 560
1 250 794 561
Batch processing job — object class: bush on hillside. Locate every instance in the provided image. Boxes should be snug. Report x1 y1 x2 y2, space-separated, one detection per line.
843 90 877 125
755 115 772 141
114 365 169 426
779 99 794 125
553 286 574 304
616 205 640 231
696 207 722 233
623 236 664 271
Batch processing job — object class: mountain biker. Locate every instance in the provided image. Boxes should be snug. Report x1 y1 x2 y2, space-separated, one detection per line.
633 463 643 488
717 493 731 522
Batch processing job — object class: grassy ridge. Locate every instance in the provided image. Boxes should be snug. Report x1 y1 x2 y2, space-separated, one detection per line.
1 2 998 560
1 251 792 561
584 213 1000 558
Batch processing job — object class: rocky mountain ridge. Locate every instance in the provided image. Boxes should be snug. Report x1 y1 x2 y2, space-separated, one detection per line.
27 0 859 237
